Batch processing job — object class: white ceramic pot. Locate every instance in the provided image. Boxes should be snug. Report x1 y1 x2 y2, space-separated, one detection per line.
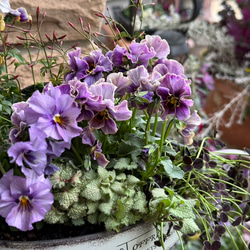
0 222 179 250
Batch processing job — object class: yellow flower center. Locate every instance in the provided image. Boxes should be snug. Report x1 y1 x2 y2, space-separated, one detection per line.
19 195 30 208
53 114 63 124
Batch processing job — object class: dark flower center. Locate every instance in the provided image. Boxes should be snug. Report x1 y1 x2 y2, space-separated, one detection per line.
96 110 109 121
166 95 181 110
87 63 96 75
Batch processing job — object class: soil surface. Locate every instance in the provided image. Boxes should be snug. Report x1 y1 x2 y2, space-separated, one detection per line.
0 221 105 242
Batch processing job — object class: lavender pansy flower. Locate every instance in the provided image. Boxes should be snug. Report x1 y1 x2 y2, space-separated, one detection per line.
0 169 53 231
126 41 156 67
106 45 127 67
156 73 193 121
25 86 82 142
8 127 48 176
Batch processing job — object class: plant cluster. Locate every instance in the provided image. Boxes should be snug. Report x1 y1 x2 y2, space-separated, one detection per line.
0 1 250 250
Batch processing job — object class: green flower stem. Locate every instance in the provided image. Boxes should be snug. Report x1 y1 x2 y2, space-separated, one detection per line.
224 223 239 250
193 207 212 242
0 162 6 175
235 226 249 250
0 115 11 123
24 33 36 85
145 103 156 145
176 231 184 250
163 118 174 141
130 107 137 132
71 143 84 165
196 137 210 159
151 112 158 137
36 17 53 78
0 32 8 76
160 222 166 250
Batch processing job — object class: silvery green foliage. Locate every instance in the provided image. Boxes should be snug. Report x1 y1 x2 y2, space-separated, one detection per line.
45 162 148 232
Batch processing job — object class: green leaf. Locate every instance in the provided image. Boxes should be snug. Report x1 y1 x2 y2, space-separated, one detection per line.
113 157 138 170
160 157 184 179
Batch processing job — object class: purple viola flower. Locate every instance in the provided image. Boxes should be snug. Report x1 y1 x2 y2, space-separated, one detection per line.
64 48 88 82
8 127 48 176
180 110 201 145
156 73 193 121
25 86 82 142
106 73 131 97
82 126 96 146
65 49 113 86
0 169 53 231
9 102 29 143
83 50 113 86
106 45 127 67
88 82 132 134
91 141 109 168
153 58 185 77
17 7 30 22
140 35 170 59
126 41 156 67
126 65 149 93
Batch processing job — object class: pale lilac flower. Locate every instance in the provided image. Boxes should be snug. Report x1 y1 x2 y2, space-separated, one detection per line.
0 0 21 16
9 102 29 143
25 87 82 142
156 73 193 120
180 111 201 145
0 169 53 231
106 72 131 97
154 58 185 77
126 65 149 93
140 35 170 59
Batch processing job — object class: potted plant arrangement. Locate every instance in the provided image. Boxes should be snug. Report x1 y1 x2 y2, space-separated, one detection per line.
186 0 250 149
0 1 250 250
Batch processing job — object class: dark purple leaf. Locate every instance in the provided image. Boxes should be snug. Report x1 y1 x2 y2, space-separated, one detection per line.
220 212 229 222
232 216 242 226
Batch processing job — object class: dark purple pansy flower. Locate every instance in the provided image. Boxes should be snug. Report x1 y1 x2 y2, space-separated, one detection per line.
83 50 113 86
0 169 53 231
91 141 109 168
64 48 88 82
88 82 132 134
156 73 193 121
